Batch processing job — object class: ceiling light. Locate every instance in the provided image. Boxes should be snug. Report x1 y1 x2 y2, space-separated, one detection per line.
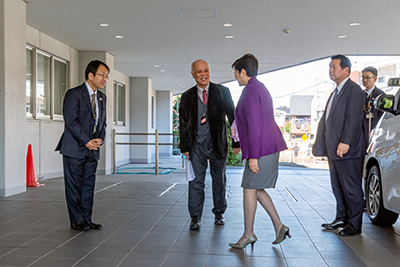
160 70 166 72
115 35 123 39
223 23 232 27
350 22 360 26
154 65 160 68
99 23 109 27
225 35 234 39
337 35 347 38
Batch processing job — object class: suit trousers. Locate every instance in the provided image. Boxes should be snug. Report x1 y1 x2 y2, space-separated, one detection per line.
63 151 98 224
189 139 227 217
328 157 363 230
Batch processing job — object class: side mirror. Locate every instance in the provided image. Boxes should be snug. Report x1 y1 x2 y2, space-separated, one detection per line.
374 94 397 114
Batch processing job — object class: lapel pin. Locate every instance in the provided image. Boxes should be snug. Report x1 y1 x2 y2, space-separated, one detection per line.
99 98 102 101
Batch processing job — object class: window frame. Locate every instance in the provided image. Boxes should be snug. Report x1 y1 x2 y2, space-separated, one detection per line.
113 81 126 126
26 45 69 121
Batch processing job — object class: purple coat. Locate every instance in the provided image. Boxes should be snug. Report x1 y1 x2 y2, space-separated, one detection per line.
235 77 287 160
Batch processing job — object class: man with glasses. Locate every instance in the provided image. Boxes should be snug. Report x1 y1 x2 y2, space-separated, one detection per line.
361 66 384 146
179 59 239 230
56 60 109 231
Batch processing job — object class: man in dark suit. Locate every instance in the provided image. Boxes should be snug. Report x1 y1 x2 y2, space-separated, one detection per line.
179 59 239 230
313 55 365 236
361 66 385 147
56 60 108 231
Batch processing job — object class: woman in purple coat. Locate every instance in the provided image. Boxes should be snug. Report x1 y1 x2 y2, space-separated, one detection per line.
229 54 289 249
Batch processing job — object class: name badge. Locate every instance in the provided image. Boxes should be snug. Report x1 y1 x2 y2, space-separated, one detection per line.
200 115 207 125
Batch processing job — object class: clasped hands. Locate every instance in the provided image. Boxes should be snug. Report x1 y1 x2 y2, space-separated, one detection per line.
85 139 102 150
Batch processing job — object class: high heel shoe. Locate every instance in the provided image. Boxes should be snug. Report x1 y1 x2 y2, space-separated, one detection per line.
272 225 291 244
229 234 257 249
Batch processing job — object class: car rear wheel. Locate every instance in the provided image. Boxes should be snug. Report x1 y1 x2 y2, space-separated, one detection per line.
366 166 399 225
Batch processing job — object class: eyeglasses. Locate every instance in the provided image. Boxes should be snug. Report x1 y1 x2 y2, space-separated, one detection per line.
362 76 375 80
95 72 109 80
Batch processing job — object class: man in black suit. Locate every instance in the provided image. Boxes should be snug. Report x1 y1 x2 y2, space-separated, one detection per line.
179 59 239 230
56 60 108 231
362 66 384 147
313 55 365 236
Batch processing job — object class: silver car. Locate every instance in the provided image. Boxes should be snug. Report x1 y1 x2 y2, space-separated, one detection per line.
363 78 400 225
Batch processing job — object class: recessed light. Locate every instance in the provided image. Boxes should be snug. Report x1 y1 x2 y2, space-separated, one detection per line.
223 23 232 27
99 23 109 27
225 35 234 39
337 35 347 38
350 22 360 26
115 35 123 39
160 69 166 72
154 65 160 68
179 84 183 86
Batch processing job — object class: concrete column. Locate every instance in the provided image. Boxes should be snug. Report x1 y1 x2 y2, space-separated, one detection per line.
79 52 114 174
0 0 27 196
156 91 173 158
129 77 154 163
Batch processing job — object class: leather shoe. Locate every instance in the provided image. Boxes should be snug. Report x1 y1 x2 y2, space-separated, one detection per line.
85 220 103 230
321 219 346 230
190 216 201 230
339 224 361 236
214 213 225 225
71 222 90 231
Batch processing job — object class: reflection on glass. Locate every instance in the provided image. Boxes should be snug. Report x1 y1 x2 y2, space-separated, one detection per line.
54 60 67 115
36 53 51 116
26 49 33 115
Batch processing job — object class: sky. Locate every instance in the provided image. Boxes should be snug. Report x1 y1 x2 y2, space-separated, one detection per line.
223 56 400 108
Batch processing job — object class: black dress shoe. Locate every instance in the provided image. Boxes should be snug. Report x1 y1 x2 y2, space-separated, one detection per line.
190 216 201 230
339 224 361 236
85 221 103 230
214 213 225 225
321 219 346 230
71 222 90 231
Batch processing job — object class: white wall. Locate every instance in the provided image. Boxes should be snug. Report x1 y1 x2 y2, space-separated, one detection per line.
156 91 173 158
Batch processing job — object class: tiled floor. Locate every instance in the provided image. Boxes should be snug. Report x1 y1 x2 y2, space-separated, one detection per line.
1 159 400 267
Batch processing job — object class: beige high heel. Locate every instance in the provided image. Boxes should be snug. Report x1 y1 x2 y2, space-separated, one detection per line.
229 234 257 249
272 225 291 244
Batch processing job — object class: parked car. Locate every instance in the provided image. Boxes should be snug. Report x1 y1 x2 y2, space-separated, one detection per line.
363 78 400 225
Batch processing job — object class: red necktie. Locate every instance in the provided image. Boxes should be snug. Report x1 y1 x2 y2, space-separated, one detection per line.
202 89 207 104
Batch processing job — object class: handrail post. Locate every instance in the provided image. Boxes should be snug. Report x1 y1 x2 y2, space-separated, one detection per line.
155 129 159 175
113 129 117 174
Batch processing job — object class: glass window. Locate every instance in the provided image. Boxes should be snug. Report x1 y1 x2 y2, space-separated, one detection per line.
26 49 33 116
113 82 125 125
151 96 155 128
36 53 51 117
54 59 67 115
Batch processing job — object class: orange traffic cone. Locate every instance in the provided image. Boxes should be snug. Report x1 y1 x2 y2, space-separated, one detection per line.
26 144 44 187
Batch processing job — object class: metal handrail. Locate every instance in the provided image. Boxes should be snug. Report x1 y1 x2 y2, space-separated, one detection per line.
113 129 179 175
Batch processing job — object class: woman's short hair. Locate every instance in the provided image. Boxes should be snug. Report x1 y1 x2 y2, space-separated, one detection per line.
231 53 258 77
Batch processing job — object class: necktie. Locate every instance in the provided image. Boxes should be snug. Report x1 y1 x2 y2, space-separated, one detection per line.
331 88 338 106
91 94 97 134
202 89 208 104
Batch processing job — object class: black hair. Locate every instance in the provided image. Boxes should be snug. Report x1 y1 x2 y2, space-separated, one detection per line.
231 53 258 77
331 54 351 74
362 66 378 77
85 60 110 80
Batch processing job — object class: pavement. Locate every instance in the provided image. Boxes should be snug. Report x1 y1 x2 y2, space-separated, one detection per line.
0 156 399 267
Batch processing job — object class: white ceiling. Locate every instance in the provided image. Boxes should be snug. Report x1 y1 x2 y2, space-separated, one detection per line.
26 0 400 94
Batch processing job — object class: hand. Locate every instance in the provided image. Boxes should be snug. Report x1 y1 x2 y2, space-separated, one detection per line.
336 143 349 158
248 158 259 174
85 140 98 150
233 148 241 155
92 138 103 147
183 152 189 160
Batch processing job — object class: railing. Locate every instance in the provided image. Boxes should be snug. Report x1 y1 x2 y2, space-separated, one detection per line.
113 129 179 175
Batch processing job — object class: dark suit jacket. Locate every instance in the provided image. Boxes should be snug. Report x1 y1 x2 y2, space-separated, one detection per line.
313 79 365 160
55 83 107 160
363 87 385 145
179 82 239 159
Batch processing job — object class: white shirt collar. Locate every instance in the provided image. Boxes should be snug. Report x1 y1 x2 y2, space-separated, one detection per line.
85 81 97 97
366 86 376 96
336 77 350 92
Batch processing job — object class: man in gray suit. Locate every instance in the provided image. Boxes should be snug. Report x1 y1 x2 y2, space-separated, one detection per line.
313 55 365 236
179 59 239 230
